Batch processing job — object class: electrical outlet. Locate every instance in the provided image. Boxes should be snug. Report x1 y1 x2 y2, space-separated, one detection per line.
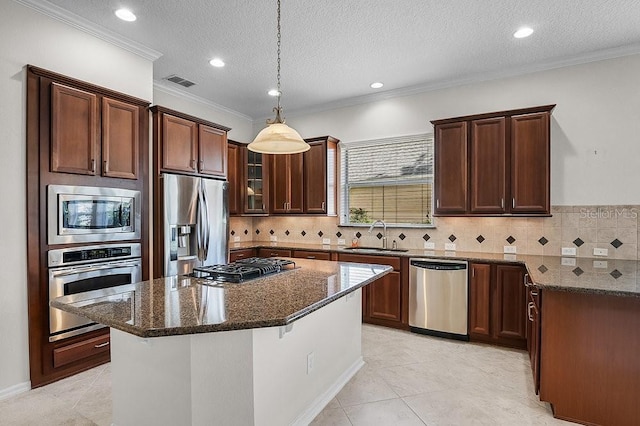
593 248 608 257
445 243 456 251
306 352 314 374
503 254 516 261
269 236 277 242
561 247 577 256
561 257 577 266
424 242 435 249
322 238 331 245
233 236 240 242
503 245 517 254
337 239 346 246
593 260 608 269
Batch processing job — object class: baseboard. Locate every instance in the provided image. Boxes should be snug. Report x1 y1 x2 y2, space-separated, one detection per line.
291 356 365 426
0 381 31 401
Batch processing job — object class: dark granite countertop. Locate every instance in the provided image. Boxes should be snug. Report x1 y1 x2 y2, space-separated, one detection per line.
231 242 640 297
50 258 392 338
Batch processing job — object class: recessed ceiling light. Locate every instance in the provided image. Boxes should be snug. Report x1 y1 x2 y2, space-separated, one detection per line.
209 58 225 68
115 9 136 22
513 27 534 39
268 89 281 97
370 82 384 89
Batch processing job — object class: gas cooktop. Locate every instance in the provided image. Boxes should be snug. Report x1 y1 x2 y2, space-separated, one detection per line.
191 257 296 283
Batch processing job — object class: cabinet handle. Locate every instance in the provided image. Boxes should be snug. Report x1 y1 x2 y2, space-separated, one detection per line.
270 252 278 257
199 160 204 170
321 201 325 210
436 199 440 208
237 253 245 258
530 290 538 297
501 198 504 209
91 159 96 173
94 341 110 348
191 159 197 170
527 302 534 321
262 204 265 211
103 160 108 173
523 273 530 287
283 202 287 210
512 198 516 209
471 268 475 278
307 256 316 259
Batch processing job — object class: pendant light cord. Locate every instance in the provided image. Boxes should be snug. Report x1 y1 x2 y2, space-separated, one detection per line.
267 0 285 124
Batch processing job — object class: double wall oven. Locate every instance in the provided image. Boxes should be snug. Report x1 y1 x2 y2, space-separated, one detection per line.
47 185 142 342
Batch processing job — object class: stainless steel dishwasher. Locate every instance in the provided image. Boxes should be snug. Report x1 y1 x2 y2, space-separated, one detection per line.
409 258 469 340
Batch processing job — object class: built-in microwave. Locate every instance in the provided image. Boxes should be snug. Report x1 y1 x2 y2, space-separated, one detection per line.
48 185 141 245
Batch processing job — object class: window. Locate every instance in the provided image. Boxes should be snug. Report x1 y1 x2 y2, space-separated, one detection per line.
340 134 434 226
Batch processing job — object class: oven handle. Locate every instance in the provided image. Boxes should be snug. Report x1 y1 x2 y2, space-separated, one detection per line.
50 260 141 277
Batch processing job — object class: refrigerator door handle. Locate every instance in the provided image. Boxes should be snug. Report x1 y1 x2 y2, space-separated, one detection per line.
196 184 207 261
200 180 210 261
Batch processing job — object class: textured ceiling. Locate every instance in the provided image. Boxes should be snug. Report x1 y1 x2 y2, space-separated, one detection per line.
33 0 640 119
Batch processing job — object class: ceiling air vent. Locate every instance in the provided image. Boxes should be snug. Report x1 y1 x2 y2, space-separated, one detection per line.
164 75 196 88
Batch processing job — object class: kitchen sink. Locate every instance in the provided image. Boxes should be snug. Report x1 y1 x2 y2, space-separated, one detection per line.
342 246 409 253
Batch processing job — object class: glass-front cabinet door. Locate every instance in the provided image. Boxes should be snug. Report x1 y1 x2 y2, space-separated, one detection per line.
244 149 268 214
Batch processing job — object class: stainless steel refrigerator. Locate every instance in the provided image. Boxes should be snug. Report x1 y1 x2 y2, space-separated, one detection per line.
162 174 228 277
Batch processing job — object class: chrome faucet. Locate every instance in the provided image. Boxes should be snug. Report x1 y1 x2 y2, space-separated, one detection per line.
368 219 388 249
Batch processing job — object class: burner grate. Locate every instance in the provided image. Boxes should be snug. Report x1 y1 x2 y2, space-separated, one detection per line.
192 257 295 283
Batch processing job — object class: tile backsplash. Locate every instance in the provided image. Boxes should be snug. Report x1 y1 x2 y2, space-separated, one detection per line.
229 205 640 260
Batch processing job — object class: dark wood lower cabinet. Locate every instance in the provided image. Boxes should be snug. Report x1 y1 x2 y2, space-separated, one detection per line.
338 253 408 330
257 248 292 258
468 262 527 349
540 290 640 426
229 248 256 262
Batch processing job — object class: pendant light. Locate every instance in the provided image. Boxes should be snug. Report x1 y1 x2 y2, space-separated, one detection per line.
248 0 309 154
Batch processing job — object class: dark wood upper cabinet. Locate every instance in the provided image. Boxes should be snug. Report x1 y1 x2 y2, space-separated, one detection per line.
244 148 269 214
51 83 98 175
511 112 550 213
227 142 241 215
153 106 230 179
470 117 506 213
304 136 338 215
199 124 227 177
434 121 468 214
161 113 198 173
432 105 554 216
102 97 139 179
269 153 304 214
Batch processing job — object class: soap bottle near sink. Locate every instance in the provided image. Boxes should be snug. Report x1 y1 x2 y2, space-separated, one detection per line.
351 234 359 248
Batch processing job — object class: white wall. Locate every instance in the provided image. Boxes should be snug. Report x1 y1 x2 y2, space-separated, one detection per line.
280 54 640 206
0 1 153 395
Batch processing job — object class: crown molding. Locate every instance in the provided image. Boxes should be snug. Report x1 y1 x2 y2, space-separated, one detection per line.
153 81 253 122
14 0 162 61
277 44 640 121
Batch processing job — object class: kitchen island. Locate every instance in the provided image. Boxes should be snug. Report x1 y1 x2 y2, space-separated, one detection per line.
51 258 392 426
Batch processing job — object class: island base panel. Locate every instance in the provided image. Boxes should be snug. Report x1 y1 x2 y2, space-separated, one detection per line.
111 289 363 426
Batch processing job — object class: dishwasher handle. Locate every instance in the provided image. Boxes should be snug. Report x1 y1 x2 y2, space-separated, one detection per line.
410 260 467 270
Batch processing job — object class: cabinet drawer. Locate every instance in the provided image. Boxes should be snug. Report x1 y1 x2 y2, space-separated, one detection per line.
257 248 292 258
293 250 331 260
337 253 400 271
229 248 256 262
53 333 110 368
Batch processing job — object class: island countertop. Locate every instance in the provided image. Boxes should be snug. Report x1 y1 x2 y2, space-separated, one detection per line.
50 258 392 338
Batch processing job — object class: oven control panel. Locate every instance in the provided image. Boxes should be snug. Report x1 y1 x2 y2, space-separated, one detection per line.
48 243 141 267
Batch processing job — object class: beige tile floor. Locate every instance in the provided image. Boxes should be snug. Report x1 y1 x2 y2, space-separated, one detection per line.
0 325 571 425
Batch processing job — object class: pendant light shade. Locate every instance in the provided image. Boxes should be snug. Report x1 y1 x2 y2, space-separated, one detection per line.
249 122 309 154
247 0 309 154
